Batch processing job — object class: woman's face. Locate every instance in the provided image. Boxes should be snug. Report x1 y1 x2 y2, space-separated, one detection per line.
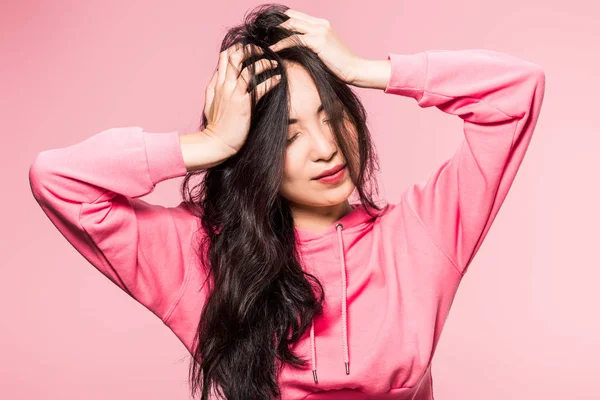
278 61 356 208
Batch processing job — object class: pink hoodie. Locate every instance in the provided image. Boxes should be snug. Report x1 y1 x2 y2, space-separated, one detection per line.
29 49 545 399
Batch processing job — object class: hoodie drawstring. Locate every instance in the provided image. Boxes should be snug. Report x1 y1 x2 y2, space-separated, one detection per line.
310 222 349 384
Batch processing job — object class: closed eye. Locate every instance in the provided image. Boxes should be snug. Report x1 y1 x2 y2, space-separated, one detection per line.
287 118 331 145
287 133 299 144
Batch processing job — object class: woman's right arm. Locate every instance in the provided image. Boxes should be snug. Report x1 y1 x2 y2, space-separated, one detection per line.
28 126 226 324
29 41 280 325
180 129 239 171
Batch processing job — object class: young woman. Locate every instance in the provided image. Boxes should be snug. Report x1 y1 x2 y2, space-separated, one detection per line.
29 4 546 400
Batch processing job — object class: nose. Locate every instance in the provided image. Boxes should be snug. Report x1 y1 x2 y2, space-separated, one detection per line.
310 121 338 161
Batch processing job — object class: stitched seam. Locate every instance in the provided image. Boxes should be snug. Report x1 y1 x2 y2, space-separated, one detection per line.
141 130 157 188
141 131 191 324
162 259 191 324
424 50 430 96
390 50 531 119
403 193 464 277
78 203 131 294
388 86 519 120
162 214 195 325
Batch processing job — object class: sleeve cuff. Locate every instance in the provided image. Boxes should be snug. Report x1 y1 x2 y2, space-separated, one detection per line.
384 52 428 100
143 130 189 185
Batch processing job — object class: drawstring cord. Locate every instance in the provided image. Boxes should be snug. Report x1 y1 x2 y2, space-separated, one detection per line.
309 222 349 384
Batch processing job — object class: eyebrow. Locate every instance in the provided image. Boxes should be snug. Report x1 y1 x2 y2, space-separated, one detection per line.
288 104 324 125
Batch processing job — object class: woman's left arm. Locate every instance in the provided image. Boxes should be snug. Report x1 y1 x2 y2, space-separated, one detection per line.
347 58 392 90
374 49 546 276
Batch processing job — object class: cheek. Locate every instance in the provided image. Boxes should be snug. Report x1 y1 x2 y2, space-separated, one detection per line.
280 151 312 199
282 164 302 187
280 157 308 202
283 149 307 182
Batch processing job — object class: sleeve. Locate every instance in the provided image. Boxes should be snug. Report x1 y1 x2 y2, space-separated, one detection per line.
28 126 198 323
384 49 546 276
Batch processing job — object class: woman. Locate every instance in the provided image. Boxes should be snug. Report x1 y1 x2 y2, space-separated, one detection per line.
29 3 546 400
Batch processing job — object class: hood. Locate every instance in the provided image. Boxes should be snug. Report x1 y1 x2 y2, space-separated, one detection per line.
293 202 389 384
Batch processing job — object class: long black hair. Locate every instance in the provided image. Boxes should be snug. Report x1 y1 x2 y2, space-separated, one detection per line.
180 3 385 399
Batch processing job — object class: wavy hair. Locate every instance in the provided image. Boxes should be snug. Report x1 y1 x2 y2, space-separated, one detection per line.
180 3 385 399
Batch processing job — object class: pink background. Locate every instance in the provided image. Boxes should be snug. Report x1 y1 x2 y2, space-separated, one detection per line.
2 0 598 399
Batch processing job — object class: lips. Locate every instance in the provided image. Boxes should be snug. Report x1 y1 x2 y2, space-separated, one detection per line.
313 163 346 180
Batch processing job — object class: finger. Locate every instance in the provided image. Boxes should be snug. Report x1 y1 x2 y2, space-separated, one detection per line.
284 9 323 24
225 43 264 89
223 42 245 88
253 74 282 102
217 46 232 86
236 58 279 95
269 33 307 53
204 68 218 118
278 17 313 35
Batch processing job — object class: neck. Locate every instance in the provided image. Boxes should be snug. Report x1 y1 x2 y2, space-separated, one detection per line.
291 200 353 234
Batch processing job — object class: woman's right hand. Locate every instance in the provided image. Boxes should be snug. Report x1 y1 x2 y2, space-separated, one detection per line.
202 42 281 157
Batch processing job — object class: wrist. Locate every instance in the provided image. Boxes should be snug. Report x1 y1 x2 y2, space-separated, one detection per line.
179 130 235 171
350 58 391 90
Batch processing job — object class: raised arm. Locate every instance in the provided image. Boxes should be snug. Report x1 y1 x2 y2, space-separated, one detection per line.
383 49 546 276
29 126 208 322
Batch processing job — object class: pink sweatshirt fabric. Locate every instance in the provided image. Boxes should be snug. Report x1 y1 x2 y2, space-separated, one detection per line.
29 49 545 399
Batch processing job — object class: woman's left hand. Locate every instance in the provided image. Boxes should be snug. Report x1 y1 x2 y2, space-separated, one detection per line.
269 9 365 86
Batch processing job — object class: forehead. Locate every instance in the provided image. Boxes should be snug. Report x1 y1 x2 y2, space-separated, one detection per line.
284 62 321 119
